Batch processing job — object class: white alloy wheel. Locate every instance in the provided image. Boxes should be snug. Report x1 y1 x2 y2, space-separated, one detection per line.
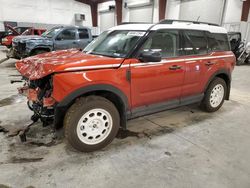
76 108 113 145
209 84 225 108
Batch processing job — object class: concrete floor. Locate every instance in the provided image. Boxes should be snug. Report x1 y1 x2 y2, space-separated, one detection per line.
0 47 250 188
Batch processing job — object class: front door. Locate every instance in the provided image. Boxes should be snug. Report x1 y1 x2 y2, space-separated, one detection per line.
130 29 186 112
54 28 78 50
77 28 92 49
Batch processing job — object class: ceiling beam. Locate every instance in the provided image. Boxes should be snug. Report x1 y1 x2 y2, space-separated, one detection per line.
241 0 250 21
75 0 92 5
159 0 167 21
76 0 113 4
95 0 114 3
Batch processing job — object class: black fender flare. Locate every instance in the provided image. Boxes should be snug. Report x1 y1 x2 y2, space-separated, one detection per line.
204 69 231 100
54 84 129 129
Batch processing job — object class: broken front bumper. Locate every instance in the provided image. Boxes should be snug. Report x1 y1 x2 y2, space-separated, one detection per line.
18 86 56 107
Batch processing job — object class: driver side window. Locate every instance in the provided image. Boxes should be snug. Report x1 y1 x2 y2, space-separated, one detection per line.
56 29 76 40
140 30 180 58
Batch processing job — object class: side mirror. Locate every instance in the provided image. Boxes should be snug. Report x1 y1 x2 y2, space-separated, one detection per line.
139 51 162 62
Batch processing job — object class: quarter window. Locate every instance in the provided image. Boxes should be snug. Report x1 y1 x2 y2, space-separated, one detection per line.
207 33 230 52
140 30 180 58
182 30 208 55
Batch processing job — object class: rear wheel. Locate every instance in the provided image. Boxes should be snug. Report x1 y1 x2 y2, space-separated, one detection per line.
64 96 120 152
200 77 227 112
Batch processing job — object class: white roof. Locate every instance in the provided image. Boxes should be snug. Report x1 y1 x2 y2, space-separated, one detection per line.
109 24 153 31
109 22 227 34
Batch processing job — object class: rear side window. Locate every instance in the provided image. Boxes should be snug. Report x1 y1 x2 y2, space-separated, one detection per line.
78 29 89 39
182 30 208 55
140 30 180 58
207 33 230 52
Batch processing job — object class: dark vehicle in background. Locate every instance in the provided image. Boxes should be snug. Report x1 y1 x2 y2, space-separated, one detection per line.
228 32 250 65
228 32 242 56
236 40 250 65
11 26 92 59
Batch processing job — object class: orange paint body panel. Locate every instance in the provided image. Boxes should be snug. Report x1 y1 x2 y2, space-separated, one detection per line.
27 89 39 102
16 49 124 80
52 59 131 107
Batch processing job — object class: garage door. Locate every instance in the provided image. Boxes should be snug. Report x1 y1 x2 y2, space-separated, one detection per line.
179 0 224 25
129 5 153 23
100 11 115 32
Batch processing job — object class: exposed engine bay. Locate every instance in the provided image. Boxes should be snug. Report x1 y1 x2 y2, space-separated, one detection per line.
18 76 56 126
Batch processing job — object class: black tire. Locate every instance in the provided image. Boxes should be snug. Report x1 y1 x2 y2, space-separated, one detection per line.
32 49 48 56
64 96 120 152
200 77 227 112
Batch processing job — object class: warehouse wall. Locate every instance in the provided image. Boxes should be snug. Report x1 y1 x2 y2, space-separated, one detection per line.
223 0 243 23
0 0 92 27
98 0 158 32
98 1 116 32
165 0 180 20
179 0 224 25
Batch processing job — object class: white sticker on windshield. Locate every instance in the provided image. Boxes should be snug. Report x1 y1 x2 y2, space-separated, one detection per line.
127 31 145 36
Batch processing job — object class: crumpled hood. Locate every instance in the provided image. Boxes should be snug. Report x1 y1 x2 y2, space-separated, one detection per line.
16 49 124 80
13 35 51 43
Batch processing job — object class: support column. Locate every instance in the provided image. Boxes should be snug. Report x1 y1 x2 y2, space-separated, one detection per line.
241 0 250 22
91 3 98 27
115 0 123 25
159 0 167 21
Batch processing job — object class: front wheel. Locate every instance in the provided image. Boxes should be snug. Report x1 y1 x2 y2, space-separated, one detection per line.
64 96 120 152
200 78 227 112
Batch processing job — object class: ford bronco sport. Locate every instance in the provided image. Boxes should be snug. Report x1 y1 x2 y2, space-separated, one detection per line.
16 20 235 152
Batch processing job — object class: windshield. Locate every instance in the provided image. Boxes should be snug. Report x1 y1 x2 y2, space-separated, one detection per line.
84 30 145 58
42 27 61 38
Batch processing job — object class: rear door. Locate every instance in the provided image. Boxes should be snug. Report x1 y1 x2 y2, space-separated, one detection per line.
54 28 78 50
77 28 92 49
180 30 209 98
130 29 186 111
180 30 232 101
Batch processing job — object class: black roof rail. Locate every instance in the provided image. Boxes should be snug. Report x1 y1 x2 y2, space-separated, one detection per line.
158 19 219 26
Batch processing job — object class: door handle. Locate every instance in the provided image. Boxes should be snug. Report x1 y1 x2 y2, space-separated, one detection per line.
205 61 215 66
169 65 182 70
72 41 77 44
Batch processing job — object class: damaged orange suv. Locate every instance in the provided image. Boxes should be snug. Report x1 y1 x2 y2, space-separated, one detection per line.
16 20 236 152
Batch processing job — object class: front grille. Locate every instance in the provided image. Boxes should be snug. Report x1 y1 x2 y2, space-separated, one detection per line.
13 42 26 52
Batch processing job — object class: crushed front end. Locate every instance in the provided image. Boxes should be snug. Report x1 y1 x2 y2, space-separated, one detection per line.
18 76 56 126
